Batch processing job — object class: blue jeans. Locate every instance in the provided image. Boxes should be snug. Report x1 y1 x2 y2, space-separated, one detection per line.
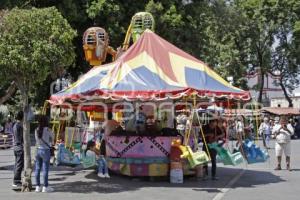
35 148 50 187
264 134 271 147
97 157 108 174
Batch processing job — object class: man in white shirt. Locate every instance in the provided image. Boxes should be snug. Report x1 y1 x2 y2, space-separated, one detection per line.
272 117 294 171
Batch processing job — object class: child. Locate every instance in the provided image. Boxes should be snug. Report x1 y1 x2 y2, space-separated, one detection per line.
85 141 110 178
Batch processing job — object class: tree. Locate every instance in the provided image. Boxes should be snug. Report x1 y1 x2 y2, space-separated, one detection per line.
270 35 299 107
0 81 16 105
202 0 250 89
1 0 253 104
0 10 16 105
268 0 300 107
232 0 278 103
0 7 76 190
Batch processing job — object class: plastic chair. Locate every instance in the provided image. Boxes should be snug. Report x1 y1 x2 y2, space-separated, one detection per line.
180 146 209 168
208 142 244 166
242 139 269 164
55 144 81 166
81 154 97 169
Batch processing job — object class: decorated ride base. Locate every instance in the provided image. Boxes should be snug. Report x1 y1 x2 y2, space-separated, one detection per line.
106 136 194 176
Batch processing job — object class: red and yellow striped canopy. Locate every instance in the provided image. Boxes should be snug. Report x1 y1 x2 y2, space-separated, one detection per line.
50 30 250 104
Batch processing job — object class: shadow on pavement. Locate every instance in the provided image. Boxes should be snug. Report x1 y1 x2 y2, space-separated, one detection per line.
290 169 300 171
0 165 14 170
193 188 222 193
50 167 285 194
48 177 67 182
0 164 83 172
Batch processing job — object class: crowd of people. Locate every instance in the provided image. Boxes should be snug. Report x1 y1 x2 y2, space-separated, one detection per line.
175 112 300 180
1 108 299 192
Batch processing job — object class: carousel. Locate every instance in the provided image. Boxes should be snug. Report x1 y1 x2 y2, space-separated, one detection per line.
49 27 253 177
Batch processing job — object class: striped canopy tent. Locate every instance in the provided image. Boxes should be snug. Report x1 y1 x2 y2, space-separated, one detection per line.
50 30 250 105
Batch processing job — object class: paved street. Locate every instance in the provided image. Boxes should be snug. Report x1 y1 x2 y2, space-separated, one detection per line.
0 140 299 200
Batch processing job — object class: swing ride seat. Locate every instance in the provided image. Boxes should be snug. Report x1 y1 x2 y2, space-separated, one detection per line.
180 146 209 168
55 144 81 167
242 140 269 164
208 143 244 166
72 142 81 150
81 154 97 169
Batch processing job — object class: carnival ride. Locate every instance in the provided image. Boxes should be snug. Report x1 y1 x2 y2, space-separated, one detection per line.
122 12 155 51
45 12 269 178
83 27 116 66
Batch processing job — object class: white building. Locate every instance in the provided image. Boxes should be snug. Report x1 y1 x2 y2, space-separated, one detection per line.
246 69 283 106
270 96 300 108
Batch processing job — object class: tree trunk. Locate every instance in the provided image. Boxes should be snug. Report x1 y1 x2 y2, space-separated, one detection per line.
279 80 293 107
0 81 16 104
19 88 33 192
257 71 264 104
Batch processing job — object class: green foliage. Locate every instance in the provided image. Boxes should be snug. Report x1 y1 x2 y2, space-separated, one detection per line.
1 0 300 106
0 7 77 92
0 7 76 101
86 0 120 19
268 0 300 105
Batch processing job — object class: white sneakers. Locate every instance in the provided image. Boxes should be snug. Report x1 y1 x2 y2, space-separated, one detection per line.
42 186 54 193
35 186 41 192
98 173 110 178
35 186 54 193
98 173 105 178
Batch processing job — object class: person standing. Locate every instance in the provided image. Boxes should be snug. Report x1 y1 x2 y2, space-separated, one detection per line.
201 119 224 180
217 118 227 144
246 118 255 140
4 118 14 135
34 115 54 192
101 112 119 137
269 119 275 132
294 118 300 139
135 106 147 133
259 117 271 149
272 117 294 171
235 117 245 140
12 111 24 188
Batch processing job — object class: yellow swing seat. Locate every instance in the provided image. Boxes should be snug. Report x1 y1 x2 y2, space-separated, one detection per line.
180 145 209 168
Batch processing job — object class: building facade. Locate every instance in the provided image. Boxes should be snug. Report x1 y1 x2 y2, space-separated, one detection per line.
270 97 300 108
246 69 283 106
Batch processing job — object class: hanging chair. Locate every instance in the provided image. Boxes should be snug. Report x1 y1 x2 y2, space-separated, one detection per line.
242 139 269 164
55 143 81 166
180 145 210 168
208 142 244 166
81 153 97 169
